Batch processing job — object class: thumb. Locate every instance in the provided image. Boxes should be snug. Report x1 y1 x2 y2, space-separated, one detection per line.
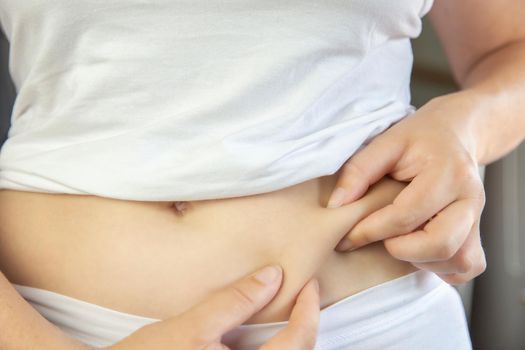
327 133 405 208
260 279 320 350
179 265 283 344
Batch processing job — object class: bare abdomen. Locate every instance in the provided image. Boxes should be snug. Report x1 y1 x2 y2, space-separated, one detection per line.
0 173 417 323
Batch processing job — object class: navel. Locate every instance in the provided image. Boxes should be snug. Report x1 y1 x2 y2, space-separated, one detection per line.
171 201 190 216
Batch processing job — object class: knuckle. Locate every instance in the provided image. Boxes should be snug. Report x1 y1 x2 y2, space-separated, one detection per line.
455 253 473 274
473 186 486 212
230 285 257 312
343 159 366 178
480 189 487 209
461 171 484 199
475 253 487 275
396 208 419 232
453 155 476 182
422 152 438 164
434 237 458 261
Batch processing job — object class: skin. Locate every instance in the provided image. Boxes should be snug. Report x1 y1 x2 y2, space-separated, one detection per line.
0 174 414 323
1 1 525 349
102 266 320 350
329 0 525 285
0 264 320 350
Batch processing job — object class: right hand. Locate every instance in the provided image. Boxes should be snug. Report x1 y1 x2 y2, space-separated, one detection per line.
101 265 320 350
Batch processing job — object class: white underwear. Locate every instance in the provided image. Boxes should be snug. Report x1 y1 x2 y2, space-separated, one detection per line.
12 270 472 349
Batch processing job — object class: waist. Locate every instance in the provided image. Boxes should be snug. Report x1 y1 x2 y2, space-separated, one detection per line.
0 172 417 323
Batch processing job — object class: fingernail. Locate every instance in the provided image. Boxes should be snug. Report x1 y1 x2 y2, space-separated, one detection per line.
327 187 347 208
254 265 282 285
336 239 354 251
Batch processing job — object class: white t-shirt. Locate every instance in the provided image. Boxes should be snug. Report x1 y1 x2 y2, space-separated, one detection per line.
0 0 434 201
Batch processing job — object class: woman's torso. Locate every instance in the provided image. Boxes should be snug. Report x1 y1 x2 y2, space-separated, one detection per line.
0 0 431 324
0 172 417 324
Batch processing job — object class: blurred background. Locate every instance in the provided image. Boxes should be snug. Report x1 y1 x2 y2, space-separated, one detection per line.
1 15 524 350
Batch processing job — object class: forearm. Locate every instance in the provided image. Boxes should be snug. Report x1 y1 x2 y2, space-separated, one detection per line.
0 269 91 350
435 40 525 166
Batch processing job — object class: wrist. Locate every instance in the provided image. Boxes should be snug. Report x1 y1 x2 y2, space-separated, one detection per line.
425 89 486 165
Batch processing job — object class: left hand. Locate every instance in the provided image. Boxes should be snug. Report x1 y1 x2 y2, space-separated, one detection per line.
327 94 487 285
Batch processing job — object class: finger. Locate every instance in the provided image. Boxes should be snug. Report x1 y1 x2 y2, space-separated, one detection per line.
410 220 482 274
327 132 406 208
203 344 231 350
336 165 458 251
180 265 283 344
383 198 477 263
260 279 320 350
435 229 487 285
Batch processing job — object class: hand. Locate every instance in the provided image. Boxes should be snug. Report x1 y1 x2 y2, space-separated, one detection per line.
101 265 320 350
327 95 487 284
